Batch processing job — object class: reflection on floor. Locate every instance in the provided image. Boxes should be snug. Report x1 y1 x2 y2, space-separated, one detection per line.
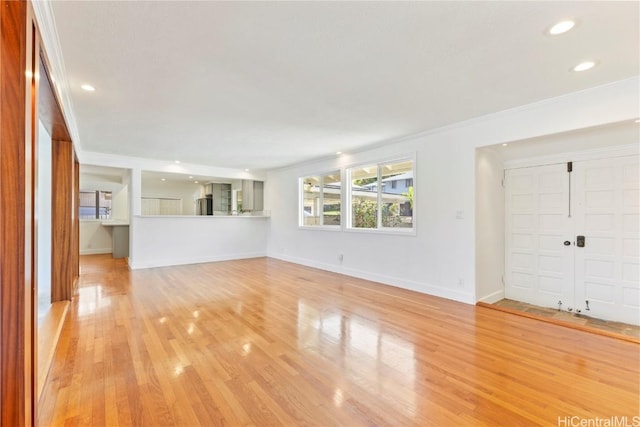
494 299 640 339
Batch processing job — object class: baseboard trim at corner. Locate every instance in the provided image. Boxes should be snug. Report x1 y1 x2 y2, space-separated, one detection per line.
268 253 473 305
80 248 111 255
477 290 504 304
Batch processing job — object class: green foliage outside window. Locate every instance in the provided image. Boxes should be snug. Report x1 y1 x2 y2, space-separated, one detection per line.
352 199 401 228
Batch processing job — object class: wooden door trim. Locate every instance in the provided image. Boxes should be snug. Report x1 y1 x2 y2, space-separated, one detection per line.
0 1 33 425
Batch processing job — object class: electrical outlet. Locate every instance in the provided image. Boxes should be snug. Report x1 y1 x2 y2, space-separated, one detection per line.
338 253 344 263
458 278 464 287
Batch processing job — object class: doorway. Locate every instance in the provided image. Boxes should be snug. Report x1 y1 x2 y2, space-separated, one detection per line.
505 155 639 325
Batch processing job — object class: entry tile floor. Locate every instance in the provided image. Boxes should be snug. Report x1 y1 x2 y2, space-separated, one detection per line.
494 299 640 339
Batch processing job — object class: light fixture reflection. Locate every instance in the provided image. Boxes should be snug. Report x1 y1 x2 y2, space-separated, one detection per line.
159 316 167 324
242 342 252 356
174 365 184 376
77 285 111 316
81 84 95 92
234 302 243 315
333 388 344 407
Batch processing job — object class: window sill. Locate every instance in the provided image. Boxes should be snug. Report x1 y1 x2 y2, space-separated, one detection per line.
298 225 342 232
345 226 416 236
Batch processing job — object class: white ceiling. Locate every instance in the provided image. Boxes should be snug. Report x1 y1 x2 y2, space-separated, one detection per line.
50 1 639 170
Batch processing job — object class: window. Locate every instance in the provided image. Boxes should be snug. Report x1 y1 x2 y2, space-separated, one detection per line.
300 171 341 227
79 190 112 219
348 159 414 230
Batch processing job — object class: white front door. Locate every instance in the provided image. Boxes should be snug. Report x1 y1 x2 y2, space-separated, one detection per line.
505 155 640 325
573 156 640 325
505 164 574 310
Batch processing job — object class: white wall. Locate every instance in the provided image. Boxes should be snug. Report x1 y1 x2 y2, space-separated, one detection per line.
266 136 476 302
112 185 129 221
37 121 52 315
266 77 639 305
79 221 113 255
475 147 505 303
128 216 269 269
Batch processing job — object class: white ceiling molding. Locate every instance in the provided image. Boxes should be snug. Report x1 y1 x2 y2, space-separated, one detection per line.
32 0 82 155
80 151 266 182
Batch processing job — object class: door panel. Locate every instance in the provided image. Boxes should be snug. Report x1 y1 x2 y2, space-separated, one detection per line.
505 164 574 309
573 156 640 324
506 155 640 325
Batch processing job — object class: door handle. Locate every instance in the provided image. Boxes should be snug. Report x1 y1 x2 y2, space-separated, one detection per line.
563 240 571 246
576 235 585 247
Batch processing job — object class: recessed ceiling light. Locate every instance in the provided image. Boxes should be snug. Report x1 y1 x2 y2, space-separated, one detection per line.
189 176 193 179
573 61 596 72
194 181 199 184
502 143 508 147
244 169 249 172
80 84 95 92
174 160 180 164
161 178 166 181
336 151 343 155
549 20 575 35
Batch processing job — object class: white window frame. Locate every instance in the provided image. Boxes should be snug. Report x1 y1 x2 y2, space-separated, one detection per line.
298 170 343 230
79 189 113 221
345 155 416 235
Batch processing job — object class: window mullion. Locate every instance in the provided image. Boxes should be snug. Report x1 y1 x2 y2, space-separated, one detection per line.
319 176 324 226
376 166 382 229
95 190 100 219
346 169 351 228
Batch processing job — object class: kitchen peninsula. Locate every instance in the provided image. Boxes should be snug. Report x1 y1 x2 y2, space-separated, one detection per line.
128 212 270 270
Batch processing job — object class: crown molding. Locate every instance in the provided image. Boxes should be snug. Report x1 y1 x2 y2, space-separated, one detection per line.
32 0 81 153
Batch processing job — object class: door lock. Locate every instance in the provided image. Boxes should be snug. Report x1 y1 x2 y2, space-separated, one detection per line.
563 240 571 246
576 235 585 247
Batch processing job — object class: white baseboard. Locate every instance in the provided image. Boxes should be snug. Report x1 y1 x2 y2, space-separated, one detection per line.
477 289 505 304
128 251 267 270
268 252 474 305
80 248 112 255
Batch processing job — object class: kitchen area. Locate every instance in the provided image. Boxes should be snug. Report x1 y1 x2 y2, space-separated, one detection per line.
196 180 264 216
79 164 269 267
130 170 270 269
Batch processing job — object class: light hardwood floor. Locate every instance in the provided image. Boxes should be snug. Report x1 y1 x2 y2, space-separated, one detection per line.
38 255 640 426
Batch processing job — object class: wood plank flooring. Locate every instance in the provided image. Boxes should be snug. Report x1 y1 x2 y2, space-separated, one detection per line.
38 255 640 426
37 301 70 399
